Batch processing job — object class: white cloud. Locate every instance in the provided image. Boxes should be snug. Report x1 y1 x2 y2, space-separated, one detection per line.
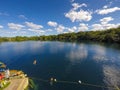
46 29 53 32
25 22 45 34
92 24 104 30
8 23 24 30
63 32 69 34
103 5 108 9
72 26 77 30
47 21 58 27
103 1 112 9
100 17 114 24
28 29 45 34
67 26 77 32
19 31 27 34
103 23 120 29
96 7 120 15
78 23 88 31
66 28 73 33
25 22 43 30
92 16 119 30
56 25 65 33
65 2 92 22
65 10 92 22
18 15 27 19
92 23 120 30
72 3 87 10
0 25 3 29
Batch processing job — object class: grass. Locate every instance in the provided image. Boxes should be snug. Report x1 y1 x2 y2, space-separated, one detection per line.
0 82 10 90
24 78 38 90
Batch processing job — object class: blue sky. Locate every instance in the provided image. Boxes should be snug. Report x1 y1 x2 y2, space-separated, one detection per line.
0 0 120 37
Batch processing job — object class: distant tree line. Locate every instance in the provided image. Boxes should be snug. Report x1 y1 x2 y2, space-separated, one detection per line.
0 27 120 43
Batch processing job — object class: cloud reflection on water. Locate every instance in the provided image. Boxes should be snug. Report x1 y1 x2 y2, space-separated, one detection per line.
0 41 45 64
0 41 45 54
0 41 120 89
92 45 108 63
103 65 120 89
66 43 88 63
92 45 120 89
49 42 65 53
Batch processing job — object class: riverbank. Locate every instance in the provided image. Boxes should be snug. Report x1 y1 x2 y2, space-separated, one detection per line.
0 68 29 90
0 27 120 43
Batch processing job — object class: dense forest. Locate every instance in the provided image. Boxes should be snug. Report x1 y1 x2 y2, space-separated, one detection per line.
0 27 120 43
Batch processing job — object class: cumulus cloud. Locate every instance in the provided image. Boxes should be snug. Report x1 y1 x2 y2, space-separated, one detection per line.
72 3 87 10
103 1 112 9
100 17 114 24
63 32 69 34
96 7 120 15
65 3 92 22
67 26 77 32
92 16 120 30
18 15 27 19
55 25 65 33
25 22 45 34
103 23 120 29
46 29 53 32
78 23 88 31
92 24 104 30
0 25 3 29
65 10 92 22
28 29 45 34
47 21 58 27
92 23 120 30
8 23 24 30
103 5 108 9
25 22 43 30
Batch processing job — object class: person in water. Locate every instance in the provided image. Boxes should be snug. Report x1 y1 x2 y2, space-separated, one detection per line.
33 59 37 65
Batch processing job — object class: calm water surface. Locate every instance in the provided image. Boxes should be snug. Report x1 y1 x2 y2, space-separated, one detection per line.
0 41 120 90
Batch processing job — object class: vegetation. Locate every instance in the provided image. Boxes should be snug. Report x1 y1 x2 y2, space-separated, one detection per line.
0 27 120 43
25 78 38 90
0 82 10 90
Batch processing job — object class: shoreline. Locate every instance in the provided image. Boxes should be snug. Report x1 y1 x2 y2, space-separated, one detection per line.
0 68 29 90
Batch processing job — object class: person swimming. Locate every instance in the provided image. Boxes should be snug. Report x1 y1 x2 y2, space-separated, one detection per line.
33 60 37 65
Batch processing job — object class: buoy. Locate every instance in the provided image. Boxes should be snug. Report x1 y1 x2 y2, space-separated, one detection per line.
50 78 54 81
33 60 37 65
54 79 57 82
50 78 54 86
78 80 82 84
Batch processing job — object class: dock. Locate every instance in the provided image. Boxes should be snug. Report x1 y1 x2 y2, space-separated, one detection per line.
4 77 28 90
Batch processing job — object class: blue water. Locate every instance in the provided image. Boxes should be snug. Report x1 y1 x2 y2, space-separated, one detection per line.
0 41 120 90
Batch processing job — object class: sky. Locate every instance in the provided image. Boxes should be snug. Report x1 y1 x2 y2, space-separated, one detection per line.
0 0 120 37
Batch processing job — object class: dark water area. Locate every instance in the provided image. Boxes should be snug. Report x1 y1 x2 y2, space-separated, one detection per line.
0 41 120 90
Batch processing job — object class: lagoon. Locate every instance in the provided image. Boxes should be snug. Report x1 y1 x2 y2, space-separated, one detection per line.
0 41 120 90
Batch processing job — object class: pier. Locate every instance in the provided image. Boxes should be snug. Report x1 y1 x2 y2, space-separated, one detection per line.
4 78 28 90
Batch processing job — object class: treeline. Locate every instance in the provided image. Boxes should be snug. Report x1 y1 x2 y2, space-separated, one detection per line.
0 27 120 43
